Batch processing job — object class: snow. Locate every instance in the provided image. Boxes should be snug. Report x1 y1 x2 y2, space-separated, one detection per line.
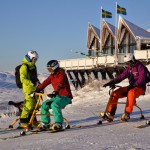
0 71 150 150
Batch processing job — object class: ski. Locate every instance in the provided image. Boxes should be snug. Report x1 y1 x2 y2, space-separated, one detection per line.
134 124 150 128
0 127 23 136
0 124 82 140
97 119 125 126
27 124 78 134
0 126 23 131
49 129 65 133
98 113 147 128
0 127 15 131
0 130 38 140
134 120 150 128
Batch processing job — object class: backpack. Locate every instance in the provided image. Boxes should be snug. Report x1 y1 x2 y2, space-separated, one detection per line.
15 64 29 88
145 66 150 83
133 64 150 84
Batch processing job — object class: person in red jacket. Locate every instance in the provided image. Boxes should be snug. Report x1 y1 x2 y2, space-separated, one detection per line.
35 60 73 131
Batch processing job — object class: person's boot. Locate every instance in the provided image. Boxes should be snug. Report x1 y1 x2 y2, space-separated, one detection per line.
40 122 50 131
19 118 30 129
99 112 114 122
121 112 130 122
51 123 63 131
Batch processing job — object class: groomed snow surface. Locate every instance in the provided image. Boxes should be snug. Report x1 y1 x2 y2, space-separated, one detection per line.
0 71 150 150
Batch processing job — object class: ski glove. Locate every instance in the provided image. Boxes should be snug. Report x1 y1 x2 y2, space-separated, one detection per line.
29 88 41 97
103 81 115 88
47 91 58 99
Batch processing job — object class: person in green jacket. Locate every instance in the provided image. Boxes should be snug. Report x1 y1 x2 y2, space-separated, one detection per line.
19 50 39 128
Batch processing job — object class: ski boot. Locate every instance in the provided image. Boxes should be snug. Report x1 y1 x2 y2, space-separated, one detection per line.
99 112 114 122
39 122 50 131
121 112 130 122
51 123 63 131
20 124 33 136
19 123 29 129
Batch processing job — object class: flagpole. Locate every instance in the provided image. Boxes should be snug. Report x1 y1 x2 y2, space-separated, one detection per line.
115 1 118 65
100 6 102 55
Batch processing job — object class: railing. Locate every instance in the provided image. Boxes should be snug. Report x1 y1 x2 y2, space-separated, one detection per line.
59 50 150 70
134 49 150 61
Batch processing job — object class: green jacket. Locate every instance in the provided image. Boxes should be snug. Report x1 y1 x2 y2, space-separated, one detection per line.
20 57 37 99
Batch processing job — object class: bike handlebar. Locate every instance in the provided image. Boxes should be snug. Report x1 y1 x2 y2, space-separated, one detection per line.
29 92 48 98
109 84 121 95
34 92 47 97
109 84 121 89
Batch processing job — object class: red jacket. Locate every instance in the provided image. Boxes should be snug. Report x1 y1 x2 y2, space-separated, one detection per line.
38 68 73 99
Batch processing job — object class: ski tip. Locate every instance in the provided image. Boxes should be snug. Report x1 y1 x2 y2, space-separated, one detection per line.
20 131 26 136
134 120 150 128
146 120 150 125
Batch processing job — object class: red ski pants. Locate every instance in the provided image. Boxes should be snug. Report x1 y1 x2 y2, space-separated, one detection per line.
107 86 145 115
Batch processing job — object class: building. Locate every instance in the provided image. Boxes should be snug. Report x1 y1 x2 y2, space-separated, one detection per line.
87 16 150 57
59 16 150 88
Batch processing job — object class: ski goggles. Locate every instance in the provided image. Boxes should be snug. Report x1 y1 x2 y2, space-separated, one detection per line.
32 57 38 63
47 64 59 70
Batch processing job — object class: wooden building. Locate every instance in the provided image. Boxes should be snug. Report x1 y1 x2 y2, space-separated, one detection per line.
59 16 150 88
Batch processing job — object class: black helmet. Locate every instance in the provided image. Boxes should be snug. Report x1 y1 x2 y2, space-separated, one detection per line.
47 60 59 71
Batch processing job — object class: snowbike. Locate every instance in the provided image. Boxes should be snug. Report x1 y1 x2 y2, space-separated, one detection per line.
98 84 145 124
7 92 70 131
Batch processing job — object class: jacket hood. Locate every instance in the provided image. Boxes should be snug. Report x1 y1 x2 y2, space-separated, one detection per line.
22 57 36 69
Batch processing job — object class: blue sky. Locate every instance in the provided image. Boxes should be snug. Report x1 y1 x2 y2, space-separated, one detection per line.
0 0 150 73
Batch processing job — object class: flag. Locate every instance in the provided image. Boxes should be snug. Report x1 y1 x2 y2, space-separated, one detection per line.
117 4 127 15
102 9 112 18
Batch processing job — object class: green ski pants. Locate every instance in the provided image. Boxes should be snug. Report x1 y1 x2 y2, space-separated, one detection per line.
41 96 71 125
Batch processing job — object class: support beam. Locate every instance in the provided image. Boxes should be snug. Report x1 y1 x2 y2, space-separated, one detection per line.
85 70 92 83
92 70 99 80
78 71 86 86
106 68 114 79
73 71 83 88
67 71 78 89
100 69 107 80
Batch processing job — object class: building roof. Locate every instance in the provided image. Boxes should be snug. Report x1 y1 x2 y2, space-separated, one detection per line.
90 24 100 38
119 16 150 39
87 23 100 49
105 21 116 36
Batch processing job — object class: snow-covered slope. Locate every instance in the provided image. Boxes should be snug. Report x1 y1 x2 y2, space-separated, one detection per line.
0 71 150 150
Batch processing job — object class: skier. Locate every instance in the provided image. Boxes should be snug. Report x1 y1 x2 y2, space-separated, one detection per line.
33 60 73 131
101 53 147 122
19 50 40 128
